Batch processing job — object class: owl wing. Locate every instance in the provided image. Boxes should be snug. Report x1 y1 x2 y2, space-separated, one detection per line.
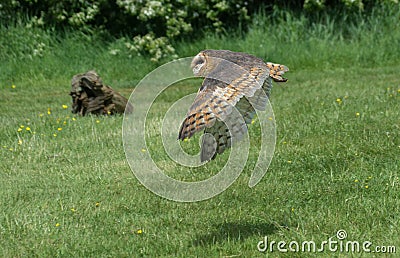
200 77 273 161
178 65 268 140
178 61 288 162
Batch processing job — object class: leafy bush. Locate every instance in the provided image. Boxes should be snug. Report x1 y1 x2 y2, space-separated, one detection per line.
1 0 398 62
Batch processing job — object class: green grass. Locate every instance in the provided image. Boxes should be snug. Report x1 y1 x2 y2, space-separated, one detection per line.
1 6 399 257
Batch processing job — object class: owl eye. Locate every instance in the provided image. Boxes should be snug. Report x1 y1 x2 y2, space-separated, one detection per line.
194 59 204 66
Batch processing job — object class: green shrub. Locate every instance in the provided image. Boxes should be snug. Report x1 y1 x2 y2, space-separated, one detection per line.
1 0 398 62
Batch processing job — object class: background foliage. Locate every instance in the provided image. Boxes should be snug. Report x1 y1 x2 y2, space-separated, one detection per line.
1 0 399 61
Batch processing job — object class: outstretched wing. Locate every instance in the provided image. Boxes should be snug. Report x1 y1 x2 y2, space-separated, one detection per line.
178 65 268 140
200 78 273 161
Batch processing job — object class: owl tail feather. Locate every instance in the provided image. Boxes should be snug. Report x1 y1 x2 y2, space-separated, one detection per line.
266 62 289 82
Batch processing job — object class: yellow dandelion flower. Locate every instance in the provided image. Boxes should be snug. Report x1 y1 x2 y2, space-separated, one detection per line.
287 160 292 164
55 223 60 227
268 116 273 120
95 202 100 207
251 119 256 124
72 117 76 121
365 185 369 189
107 111 111 115
53 133 57 137
141 148 147 152
136 229 143 234
62 104 68 109
356 112 360 116
354 179 359 183
291 208 295 212
57 127 62 131
9 148 13 151
336 98 342 103
47 108 51 115
17 128 22 132
26 127 31 131
96 120 100 124
11 84 16 89
397 89 400 93
18 140 22 145
368 176 372 179
39 113 44 117
20 125 24 128
63 121 67 125
71 208 76 212
183 138 189 142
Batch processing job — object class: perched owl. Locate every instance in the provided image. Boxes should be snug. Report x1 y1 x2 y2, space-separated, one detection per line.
178 50 288 162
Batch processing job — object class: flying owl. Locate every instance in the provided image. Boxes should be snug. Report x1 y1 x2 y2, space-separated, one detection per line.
178 50 288 162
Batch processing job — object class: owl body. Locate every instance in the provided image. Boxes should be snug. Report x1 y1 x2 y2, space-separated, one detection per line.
179 50 288 162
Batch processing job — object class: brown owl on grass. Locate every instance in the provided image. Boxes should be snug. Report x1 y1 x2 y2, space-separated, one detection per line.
178 50 289 162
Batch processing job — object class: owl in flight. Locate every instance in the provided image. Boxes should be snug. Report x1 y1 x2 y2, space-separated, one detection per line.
178 50 288 162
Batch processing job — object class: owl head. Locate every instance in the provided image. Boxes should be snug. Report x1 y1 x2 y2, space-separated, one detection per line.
191 50 247 77
191 52 207 76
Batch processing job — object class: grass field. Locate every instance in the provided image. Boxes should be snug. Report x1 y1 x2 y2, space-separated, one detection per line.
1 7 399 257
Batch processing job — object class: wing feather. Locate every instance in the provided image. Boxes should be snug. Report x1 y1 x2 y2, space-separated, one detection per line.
178 64 269 140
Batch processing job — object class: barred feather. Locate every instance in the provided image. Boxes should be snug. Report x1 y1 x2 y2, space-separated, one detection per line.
266 62 289 82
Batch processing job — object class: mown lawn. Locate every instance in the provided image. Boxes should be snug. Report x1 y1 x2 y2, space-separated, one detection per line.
1 10 399 257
